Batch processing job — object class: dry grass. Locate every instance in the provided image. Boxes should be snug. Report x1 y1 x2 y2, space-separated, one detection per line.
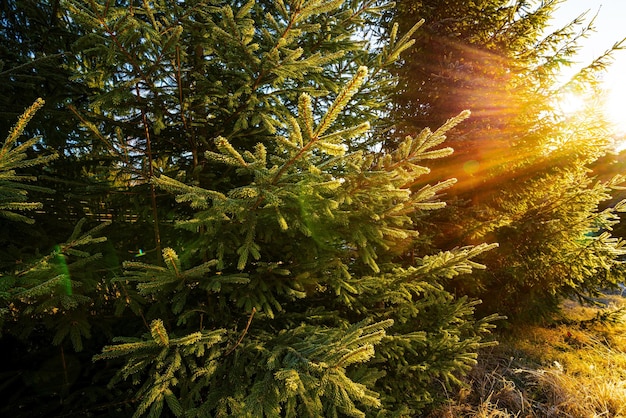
429 295 626 417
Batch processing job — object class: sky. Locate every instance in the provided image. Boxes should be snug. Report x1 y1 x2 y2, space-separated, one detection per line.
549 0 626 131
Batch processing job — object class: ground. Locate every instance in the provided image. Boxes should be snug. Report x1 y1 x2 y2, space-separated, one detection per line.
429 294 626 417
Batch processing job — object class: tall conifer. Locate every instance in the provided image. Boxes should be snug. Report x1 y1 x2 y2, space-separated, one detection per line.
55 0 499 415
391 0 626 319
0 100 115 416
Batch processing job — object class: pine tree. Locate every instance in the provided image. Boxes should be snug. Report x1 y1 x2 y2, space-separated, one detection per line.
390 0 626 319
55 0 499 415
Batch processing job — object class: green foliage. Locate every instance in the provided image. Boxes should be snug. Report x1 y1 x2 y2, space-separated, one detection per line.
2 1 626 416
100 108 496 415
466 169 626 319
15 0 626 415
0 98 57 223
42 0 500 415
1 215 111 346
390 0 626 319
94 318 225 418
0 100 121 417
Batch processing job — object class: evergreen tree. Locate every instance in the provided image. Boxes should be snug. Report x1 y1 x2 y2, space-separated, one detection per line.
0 0 128 257
0 0 83 140
53 0 499 415
390 0 626 319
0 99 117 416
0 3 143 410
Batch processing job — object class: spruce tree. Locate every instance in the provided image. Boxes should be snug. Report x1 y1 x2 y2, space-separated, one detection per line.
390 0 626 319
0 0 125 256
0 99 118 416
56 0 499 415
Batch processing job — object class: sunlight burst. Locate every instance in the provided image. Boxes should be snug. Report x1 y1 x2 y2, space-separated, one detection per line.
557 91 586 116
604 87 626 134
554 86 626 152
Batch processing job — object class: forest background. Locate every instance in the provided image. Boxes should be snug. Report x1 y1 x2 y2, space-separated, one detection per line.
2 0 626 416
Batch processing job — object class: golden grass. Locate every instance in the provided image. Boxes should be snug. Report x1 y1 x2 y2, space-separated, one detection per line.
429 295 626 417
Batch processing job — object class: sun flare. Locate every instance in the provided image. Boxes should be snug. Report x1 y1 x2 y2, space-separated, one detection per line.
556 91 586 116
604 87 626 134
552 87 626 152
555 86 626 140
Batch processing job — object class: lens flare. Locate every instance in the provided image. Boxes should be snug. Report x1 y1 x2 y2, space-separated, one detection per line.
463 160 480 175
54 245 72 295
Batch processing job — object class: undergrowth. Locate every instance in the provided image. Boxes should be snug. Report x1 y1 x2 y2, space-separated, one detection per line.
429 294 626 417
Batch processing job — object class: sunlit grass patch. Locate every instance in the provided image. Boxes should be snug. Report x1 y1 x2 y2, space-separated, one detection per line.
429 294 626 417
429 351 529 417
520 365 626 417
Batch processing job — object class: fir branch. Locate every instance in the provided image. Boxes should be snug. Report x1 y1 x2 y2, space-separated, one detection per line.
0 98 57 223
150 319 169 346
383 20 423 66
224 307 256 356
3 98 45 155
298 93 315 140
315 66 368 137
